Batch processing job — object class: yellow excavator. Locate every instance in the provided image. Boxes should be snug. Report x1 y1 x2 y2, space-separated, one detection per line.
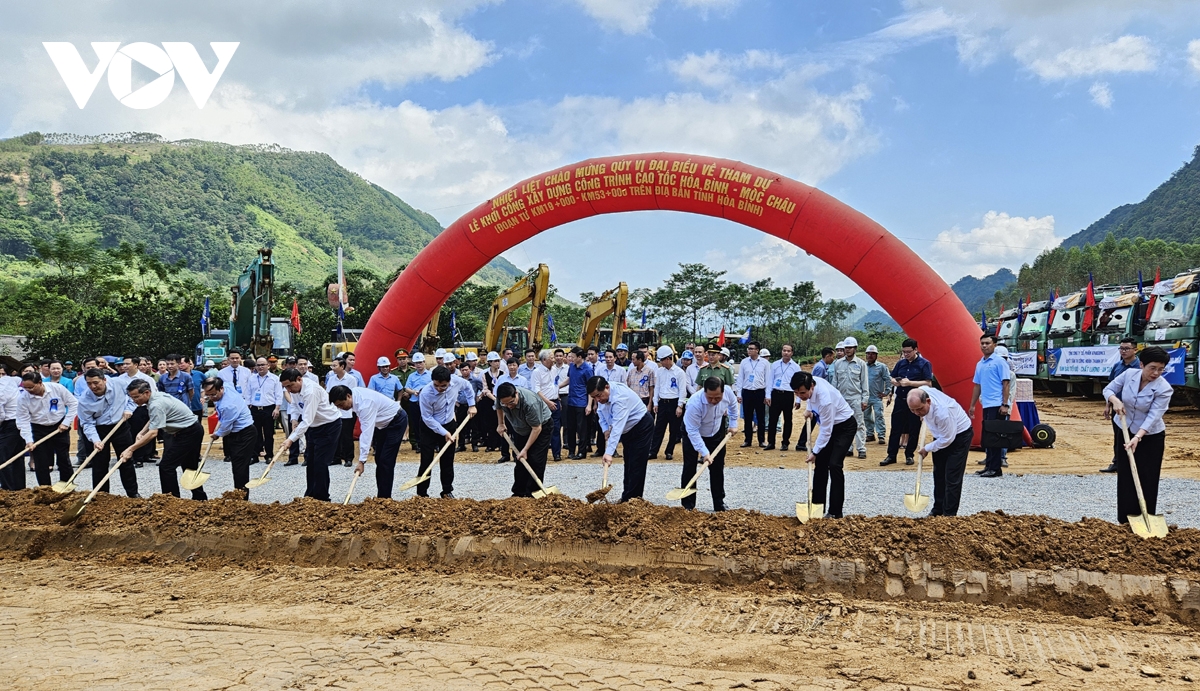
419 312 441 355
578 283 628 349
444 264 551 358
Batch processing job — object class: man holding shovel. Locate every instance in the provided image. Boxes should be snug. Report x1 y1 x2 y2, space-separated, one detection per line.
201 377 257 498
17 371 77 487
907 386 972 517
588 376 655 502
329 385 407 499
417 366 476 498
280 367 343 502
496 382 552 498
680 376 740 511
123 379 206 500
76 369 138 497
791 371 856 519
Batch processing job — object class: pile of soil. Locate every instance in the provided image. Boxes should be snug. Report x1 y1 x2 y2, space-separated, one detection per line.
3 488 1198 577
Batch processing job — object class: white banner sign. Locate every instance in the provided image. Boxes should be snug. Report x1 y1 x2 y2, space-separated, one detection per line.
1011 351 1038 376
1051 346 1120 377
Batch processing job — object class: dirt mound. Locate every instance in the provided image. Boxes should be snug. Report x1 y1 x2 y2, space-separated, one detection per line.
2 490 1198 577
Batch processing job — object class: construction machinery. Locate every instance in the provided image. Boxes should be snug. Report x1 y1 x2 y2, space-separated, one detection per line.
420 312 441 355
481 264 551 355
196 248 293 363
1146 268 1200 400
578 283 628 349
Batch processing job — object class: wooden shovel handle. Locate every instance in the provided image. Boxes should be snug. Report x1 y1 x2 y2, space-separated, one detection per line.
0 426 65 471
64 417 127 485
1119 415 1153 515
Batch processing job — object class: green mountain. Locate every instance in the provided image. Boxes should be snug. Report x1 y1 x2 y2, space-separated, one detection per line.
1063 144 1200 248
951 268 1016 314
0 132 522 288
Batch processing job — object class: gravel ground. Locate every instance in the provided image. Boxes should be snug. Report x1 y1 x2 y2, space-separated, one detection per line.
29 457 1200 528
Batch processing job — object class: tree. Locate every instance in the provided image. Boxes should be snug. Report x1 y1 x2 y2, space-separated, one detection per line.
648 263 728 340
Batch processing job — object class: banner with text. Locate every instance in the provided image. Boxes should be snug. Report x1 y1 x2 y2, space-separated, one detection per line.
1047 346 1119 377
1164 347 1188 386
1011 351 1038 376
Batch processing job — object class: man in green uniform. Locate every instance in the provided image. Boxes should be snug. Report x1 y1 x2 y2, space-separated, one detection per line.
696 342 735 389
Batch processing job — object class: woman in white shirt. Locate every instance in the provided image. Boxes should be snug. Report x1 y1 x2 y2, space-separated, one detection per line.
1103 346 1173 526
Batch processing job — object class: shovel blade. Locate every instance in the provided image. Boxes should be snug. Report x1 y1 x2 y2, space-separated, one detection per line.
180 471 210 491
50 481 75 494
59 500 87 525
244 477 270 489
532 485 560 499
398 474 429 492
904 493 930 513
665 487 697 501
1128 513 1169 539
795 502 810 523
808 502 824 520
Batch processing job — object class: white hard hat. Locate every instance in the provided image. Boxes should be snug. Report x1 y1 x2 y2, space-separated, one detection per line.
466 351 479 361
376 356 391 367
760 348 770 358
720 347 730 356
411 352 426 363
836 341 846 349
656 345 674 360
865 345 878 354
486 351 501 362
995 345 1010 359
843 336 858 348
204 360 215 367
434 348 447 359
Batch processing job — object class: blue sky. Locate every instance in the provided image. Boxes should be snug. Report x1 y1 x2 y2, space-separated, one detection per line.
6 0 1200 302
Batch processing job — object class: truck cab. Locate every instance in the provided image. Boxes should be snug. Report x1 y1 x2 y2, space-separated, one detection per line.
1016 301 1050 381
1146 272 1200 391
994 308 1019 349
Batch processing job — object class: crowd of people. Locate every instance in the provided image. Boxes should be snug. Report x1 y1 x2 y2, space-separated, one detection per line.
0 330 1175 524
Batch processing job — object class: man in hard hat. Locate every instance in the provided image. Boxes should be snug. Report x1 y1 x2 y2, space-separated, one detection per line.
828 336 869 459
864 345 891 445
650 346 687 460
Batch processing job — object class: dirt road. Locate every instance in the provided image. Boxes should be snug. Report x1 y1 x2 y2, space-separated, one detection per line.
3 556 1198 690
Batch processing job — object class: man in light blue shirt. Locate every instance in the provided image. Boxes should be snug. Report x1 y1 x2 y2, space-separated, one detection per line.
416 366 476 498
369 356 403 400
811 347 835 379
201 376 258 496
969 334 1011 478
403 353 432 452
588 376 654 502
76 368 138 497
680 377 740 512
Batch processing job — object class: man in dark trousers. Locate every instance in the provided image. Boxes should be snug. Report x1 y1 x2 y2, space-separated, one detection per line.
589 376 654 502
968 333 1011 478
280 367 343 501
202 377 257 498
1100 337 1142 473
736 341 769 448
244 356 284 463
417 366 476 498
765 344 800 451
882 338 933 466
329 385 407 499
792 371 856 519
0 371 21 491
564 347 593 460
76 369 138 497
908 386 973 517
496 382 552 497
123 379 207 499
16 371 77 486
680 376 740 511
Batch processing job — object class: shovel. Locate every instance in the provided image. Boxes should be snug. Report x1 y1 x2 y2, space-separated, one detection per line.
903 421 931 514
1120 415 1169 539
796 415 823 522
52 418 126 494
343 468 363 505
504 433 560 498
245 446 287 489
60 457 128 525
180 438 215 491
399 413 473 492
587 463 612 503
0 427 64 472
666 431 733 501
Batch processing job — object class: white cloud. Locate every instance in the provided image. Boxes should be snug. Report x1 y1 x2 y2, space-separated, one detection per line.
1089 81 1114 108
929 211 1060 280
703 235 858 297
1024 36 1157 79
572 0 741 34
1189 39 1200 73
668 49 788 89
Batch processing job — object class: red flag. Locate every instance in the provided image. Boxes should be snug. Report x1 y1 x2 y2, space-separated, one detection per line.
717 326 725 346
1146 267 1161 317
290 299 302 334
1080 276 1096 331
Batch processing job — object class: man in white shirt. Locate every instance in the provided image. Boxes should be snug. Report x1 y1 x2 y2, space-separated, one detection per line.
736 341 770 449
245 356 284 463
17 371 78 486
0 365 22 491
114 356 157 467
343 353 366 387
517 349 539 380
217 350 254 396
329 385 407 500
792 370 856 519
588 376 655 502
325 355 358 467
765 344 801 451
531 351 563 462
828 336 870 459
280 367 343 501
417 366 476 498
680 377 740 511
597 349 627 386
650 346 686 460
907 386 973 517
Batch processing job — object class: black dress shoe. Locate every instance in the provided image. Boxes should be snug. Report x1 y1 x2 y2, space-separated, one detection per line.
857 451 866 459
440 492 455 499
739 441 752 448
844 450 854 457
592 450 604 458
764 444 775 451
865 434 876 442
647 454 658 460
877 438 886 445
284 460 298 466
978 469 1002 478
905 456 914 465
977 459 986 465
1099 463 1117 473
879 457 896 466
664 453 673 460
781 444 789 451
552 456 562 462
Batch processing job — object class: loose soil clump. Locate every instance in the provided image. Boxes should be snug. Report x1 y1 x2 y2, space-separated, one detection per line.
2 490 1198 577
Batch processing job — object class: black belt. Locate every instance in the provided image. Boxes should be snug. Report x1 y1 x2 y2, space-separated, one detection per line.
250 405 274 410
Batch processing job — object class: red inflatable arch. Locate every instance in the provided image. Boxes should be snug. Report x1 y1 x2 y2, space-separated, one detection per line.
356 153 983 408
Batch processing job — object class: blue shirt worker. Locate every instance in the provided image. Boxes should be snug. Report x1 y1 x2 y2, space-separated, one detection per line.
565 347 594 460
76 368 138 497
588 377 654 502
970 334 1012 478
416 366 476 498
403 354 433 453
864 345 892 445
369 356 403 400
202 376 258 496
680 377 740 512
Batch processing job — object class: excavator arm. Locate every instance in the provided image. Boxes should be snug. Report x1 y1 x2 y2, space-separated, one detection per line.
484 264 550 353
578 283 628 348
421 311 441 354
228 248 275 359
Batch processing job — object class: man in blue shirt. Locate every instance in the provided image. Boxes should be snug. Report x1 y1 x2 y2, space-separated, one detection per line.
182 356 206 421
202 376 258 497
969 334 1011 478
1100 337 1143 473
884 338 934 466
369 356 403 400
403 353 432 452
811 347 835 379
564 347 594 460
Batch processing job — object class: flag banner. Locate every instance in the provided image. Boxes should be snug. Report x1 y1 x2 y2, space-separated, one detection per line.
1164 347 1188 386
1046 346 1119 377
451 310 460 341
640 308 647 327
547 314 558 344
200 296 211 337
290 299 302 334
739 326 752 345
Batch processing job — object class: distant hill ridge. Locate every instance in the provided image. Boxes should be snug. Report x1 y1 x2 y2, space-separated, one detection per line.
0 131 522 287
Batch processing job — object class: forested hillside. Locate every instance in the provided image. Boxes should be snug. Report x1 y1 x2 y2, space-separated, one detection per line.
951 269 1016 314
1063 144 1200 248
0 132 521 287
